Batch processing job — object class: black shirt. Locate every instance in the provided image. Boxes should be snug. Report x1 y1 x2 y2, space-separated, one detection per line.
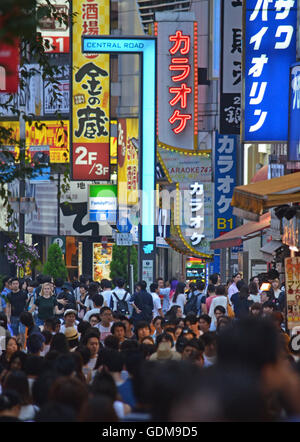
7 291 28 317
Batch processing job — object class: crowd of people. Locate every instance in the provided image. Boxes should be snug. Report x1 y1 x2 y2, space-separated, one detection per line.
0 269 300 422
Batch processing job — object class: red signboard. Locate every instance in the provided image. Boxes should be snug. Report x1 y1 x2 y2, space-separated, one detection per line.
0 42 19 93
72 143 110 180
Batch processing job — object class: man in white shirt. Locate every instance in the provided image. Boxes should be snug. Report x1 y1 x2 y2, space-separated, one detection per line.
110 278 131 315
60 309 79 334
83 294 104 322
100 279 113 307
150 282 164 318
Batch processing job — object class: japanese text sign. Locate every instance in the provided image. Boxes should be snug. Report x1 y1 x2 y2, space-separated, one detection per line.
156 19 198 150
71 0 110 181
243 0 297 142
220 0 243 134
214 132 237 242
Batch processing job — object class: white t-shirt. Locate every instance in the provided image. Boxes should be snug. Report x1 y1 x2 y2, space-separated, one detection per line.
102 290 113 307
248 293 261 303
208 295 228 324
83 308 101 322
96 322 113 344
151 292 162 318
84 295 95 311
169 293 186 312
110 288 131 312
60 322 79 334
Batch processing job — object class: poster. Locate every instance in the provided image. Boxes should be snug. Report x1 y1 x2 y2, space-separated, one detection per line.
93 243 113 282
117 118 139 206
285 256 300 330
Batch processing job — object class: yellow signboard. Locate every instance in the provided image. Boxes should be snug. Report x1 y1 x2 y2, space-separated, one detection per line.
0 120 69 163
72 0 110 181
26 120 69 163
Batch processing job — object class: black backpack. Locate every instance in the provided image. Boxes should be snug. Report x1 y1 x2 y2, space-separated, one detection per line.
184 293 199 316
112 291 129 315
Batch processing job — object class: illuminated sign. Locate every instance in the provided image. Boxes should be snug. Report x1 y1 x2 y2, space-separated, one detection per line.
288 63 300 161
71 0 110 181
156 19 198 150
189 182 205 246
89 184 117 223
243 0 297 142
168 30 192 134
220 0 242 134
82 36 156 244
213 132 237 272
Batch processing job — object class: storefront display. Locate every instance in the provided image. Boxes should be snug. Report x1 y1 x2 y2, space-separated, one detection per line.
93 243 113 282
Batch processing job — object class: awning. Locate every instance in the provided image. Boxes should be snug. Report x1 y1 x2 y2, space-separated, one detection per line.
260 240 283 262
210 212 271 250
231 172 300 221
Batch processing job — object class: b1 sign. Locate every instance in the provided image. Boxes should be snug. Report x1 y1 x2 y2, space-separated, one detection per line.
243 0 297 142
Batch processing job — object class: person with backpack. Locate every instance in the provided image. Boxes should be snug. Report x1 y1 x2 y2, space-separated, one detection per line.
131 281 154 326
110 278 131 317
184 281 206 316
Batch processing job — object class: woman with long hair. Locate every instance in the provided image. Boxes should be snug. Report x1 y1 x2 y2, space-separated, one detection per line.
29 282 64 327
169 282 186 313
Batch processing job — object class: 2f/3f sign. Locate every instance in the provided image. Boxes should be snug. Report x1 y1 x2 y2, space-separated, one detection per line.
73 143 110 180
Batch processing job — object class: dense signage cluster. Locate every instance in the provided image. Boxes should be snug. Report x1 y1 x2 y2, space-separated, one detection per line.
71 0 110 181
243 0 297 142
220 0 242 134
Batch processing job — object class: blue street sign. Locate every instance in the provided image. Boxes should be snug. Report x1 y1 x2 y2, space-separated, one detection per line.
117 217 132 234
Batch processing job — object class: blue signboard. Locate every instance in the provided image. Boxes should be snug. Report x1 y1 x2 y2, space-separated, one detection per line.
244 0 297 142
213 132 237 273
288 63 300 161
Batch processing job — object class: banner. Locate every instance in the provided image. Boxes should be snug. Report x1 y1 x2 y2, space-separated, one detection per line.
288 63 300 161
26 120 69 163
71 0 110 181
286 256 300 330
117 118 139 206
220 0 242 134
243 0 297 142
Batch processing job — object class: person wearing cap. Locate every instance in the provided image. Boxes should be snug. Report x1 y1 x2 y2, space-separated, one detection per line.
64 327 79 351
60 310 78 334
